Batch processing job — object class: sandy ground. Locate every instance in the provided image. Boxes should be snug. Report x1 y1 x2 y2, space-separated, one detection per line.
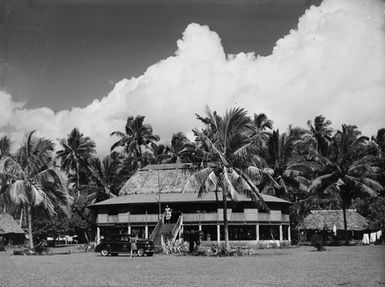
0 245 384 287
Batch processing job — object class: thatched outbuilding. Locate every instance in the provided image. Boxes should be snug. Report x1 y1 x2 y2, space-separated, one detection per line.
0 213 25 246
297 209 369 231
297 209 369 242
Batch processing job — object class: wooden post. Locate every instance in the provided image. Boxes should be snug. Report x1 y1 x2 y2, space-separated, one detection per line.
96 227 100 244
128 225 131 234
279 225 283 241
288 226 291 242
256 224 260 241
145 225 148 238
217 224 220 245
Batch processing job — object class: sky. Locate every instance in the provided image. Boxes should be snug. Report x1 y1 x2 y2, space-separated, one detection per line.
0 0 384 155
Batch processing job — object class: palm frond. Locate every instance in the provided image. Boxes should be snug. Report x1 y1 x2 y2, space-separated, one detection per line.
237 171 269 211
183 167 214 197
8 180 28 205
308 173 337 194
222 167 240 201
194 130 228 166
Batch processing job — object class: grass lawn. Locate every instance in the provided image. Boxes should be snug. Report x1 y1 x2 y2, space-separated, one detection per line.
1 245 384 287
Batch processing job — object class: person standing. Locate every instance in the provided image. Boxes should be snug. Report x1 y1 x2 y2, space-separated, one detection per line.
164 205 172 224
130 236 137 257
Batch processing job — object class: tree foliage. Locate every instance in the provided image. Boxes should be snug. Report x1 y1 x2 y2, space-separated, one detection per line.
0 131 72 249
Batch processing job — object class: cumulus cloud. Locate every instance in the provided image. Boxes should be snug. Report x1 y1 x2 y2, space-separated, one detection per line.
0 0 384 155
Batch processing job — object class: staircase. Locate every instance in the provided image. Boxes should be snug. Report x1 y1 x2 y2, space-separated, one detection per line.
150 215 183 247
150 221 175 246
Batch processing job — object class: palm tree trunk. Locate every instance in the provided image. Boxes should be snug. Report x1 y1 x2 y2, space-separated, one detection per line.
76 163 80 199
342 206 349 246
222 191 230 250
19 208 23 227
27 205 34 249
214 187 219 209
84 231 89 243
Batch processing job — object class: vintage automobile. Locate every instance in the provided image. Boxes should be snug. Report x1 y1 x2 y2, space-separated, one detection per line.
95 234 154 257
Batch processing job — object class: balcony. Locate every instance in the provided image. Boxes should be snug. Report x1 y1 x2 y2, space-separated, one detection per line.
183 213 218 222
129 214 159 223
231 213 245 222
107 215 118 224
97 210 290 225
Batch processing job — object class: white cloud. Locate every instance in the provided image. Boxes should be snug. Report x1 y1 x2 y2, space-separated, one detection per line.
0 0 384 155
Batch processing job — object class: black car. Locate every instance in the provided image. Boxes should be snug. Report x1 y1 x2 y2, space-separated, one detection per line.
95 234 154 257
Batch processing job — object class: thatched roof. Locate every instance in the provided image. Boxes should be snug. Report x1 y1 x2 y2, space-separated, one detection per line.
297 210 369 231
0 213 25 235
119 163 196 195
111 163 290 207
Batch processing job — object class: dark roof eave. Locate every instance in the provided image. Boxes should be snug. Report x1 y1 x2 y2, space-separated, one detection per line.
88 193 291 208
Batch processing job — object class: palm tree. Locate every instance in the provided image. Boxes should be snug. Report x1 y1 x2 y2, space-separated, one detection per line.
163 132 195 164
85 152 124 204
110 115 160 168
309 125 383 245
246 113 273 158
307 115 333 157
186 107 268 249
371 128 385 155
251 113 273 131
0 136 11 160
0 131 71 249
259 127 314 198
56 128 96 198
0 136 12 212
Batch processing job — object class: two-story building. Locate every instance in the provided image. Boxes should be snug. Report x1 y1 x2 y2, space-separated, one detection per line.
89 163 291 245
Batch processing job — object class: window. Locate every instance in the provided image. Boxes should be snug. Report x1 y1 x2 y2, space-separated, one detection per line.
259 225 280 240
183 225 199 233
131 227 145 238
202 225 217 241
219 225 256 241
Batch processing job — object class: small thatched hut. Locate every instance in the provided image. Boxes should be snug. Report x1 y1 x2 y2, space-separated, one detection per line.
0 213 25 246
297 209 369 241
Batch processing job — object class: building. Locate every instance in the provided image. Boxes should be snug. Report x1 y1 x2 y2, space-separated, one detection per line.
297 209 369 241
89 163 292 245
0 213 25 247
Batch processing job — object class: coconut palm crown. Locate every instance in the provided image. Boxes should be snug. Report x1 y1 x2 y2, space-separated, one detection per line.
84 152 124 204
110 115 160 168
56 128 96 198
307 115 333 157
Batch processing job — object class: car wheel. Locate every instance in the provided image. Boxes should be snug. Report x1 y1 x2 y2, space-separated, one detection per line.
100 249 109 256
137 248 145 257
146 252 154 257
